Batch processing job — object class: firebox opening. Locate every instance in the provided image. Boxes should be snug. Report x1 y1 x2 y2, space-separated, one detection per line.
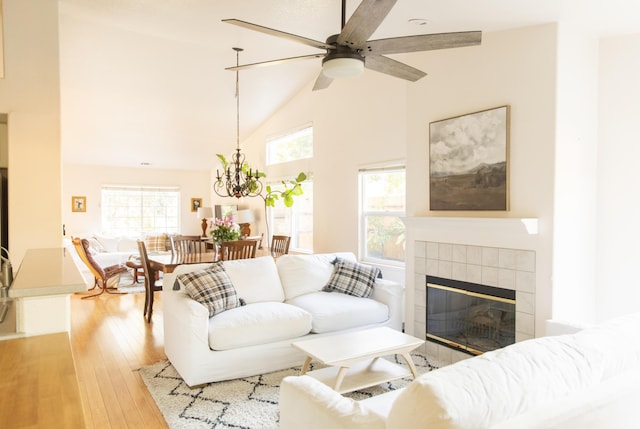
426 275 516 355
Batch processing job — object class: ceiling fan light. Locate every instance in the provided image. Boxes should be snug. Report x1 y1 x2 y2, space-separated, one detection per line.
322 57 365 79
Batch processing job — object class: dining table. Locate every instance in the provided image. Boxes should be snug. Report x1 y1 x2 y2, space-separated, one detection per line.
147 251 218 275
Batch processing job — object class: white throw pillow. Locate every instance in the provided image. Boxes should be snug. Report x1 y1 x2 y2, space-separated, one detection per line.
94 235 119 253
208 302 312 350
223 256 284 304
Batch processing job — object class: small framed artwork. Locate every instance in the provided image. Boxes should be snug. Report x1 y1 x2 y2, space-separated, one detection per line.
72 196 86 212
190 198 202 212
429 105 510 211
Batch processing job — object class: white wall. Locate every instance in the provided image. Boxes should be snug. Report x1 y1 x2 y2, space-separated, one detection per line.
0 0 62 263
552 23 600 324
62 164 212 238
597 33 640 322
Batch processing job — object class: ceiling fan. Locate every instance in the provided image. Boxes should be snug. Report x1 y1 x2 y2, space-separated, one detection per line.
223 0 482 90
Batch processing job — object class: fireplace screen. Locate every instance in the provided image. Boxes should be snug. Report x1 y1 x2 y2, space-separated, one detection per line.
426 276 516 355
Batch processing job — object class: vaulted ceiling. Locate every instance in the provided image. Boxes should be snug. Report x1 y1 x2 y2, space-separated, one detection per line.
58 0 640 170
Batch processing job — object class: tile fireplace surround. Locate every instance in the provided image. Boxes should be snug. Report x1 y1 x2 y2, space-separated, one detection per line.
403 217 540 366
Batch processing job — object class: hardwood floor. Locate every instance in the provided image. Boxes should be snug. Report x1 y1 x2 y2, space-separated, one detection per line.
70 290 169 428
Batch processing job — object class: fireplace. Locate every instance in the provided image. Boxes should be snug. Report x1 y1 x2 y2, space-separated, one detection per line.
426 275 516 355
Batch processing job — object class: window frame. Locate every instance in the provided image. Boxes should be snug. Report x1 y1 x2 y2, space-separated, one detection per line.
358 165 406 267
267 178 313 254
100 185 180 237
266 123 313 166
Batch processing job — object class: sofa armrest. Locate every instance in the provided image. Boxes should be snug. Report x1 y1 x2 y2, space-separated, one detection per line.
371 278 404 331
279 375 386 429
162 288 212 385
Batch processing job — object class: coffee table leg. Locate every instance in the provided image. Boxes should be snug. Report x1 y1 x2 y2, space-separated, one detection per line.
300 356 312 375
401 353 419 378
334 366 349 392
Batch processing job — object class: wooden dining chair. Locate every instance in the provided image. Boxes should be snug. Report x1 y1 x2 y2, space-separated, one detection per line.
219 239 258 261
171 235 205 256
72 237 128 299
271 235 291 258
137 240 163 322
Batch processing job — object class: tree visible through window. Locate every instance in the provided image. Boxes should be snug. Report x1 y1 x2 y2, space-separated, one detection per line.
359 167 406 264
101 185 180 237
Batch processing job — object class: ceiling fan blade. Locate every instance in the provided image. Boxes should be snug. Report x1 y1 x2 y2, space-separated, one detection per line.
223 19 334 51
364 55 426 82
337 0 397 46
312 72 333 91
225 54 325 71
364 31 482 55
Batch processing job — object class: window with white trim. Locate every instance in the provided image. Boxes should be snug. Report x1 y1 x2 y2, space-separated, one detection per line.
268 179 313 253
266 125 313 165
359 166 406 265
101 185 180 237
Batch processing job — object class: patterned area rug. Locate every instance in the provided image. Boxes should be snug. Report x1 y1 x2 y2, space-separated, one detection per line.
139 353 437 429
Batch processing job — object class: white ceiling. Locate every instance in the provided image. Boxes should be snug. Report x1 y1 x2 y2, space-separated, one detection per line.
58 0 640 171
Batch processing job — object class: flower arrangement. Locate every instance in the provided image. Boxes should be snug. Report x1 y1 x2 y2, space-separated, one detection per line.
210 216 240 243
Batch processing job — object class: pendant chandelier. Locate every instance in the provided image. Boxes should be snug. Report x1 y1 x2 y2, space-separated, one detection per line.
214 47 263 199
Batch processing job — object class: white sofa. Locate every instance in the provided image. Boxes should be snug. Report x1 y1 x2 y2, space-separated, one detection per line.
280 312 640 429
162 253 404 387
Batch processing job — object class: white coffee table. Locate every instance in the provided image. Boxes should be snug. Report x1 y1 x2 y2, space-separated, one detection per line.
291 327 425 394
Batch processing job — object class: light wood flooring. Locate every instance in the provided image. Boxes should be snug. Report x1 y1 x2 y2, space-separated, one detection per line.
70 289 169 428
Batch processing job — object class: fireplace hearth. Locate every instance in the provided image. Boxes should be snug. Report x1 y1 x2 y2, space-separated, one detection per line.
426 275 516 355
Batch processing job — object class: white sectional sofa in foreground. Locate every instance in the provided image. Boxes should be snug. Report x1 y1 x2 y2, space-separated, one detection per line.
162 252 404 387
280 312 640 429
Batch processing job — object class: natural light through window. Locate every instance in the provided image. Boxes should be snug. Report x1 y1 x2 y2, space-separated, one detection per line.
359 166 406 265
269 180 313 252
266 125 313 165
101 185 180 237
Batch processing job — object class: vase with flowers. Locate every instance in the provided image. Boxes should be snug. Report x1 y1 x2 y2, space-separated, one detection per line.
210 216 240 244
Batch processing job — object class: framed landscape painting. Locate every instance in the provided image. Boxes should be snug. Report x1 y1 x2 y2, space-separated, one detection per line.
429 106 510 210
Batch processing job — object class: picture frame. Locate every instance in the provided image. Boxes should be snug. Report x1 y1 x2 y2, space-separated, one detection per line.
190 198 202 212
72 196 86 212
429 105 510 211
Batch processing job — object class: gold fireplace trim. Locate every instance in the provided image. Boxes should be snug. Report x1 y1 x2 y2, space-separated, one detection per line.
426 333 485 355
427 283 516 305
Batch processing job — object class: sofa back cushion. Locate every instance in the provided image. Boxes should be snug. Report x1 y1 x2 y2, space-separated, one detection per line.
277 252 356 300
223 256 284 304
387 335 604 429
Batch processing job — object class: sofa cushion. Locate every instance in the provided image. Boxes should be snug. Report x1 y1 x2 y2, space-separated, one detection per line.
209 302 312 350
223 256 285 304
277 253 357 300
323 258 381 298
178 263 241 317
94 235 119 253
387 335 604 429
286 291 388 334
117 237 138 253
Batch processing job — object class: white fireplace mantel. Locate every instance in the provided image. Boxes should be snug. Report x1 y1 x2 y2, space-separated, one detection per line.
402 217 539 250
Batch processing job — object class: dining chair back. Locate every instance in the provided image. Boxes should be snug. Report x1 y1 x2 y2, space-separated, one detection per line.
271 235 291 258
171 235 205 256
72 237 127 299
219 239 258 261
137 240 163 322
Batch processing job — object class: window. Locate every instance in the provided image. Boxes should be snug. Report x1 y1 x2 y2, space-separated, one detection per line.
266 125 313 165
359 166 406 265
269 179 313 252
101 185 180 237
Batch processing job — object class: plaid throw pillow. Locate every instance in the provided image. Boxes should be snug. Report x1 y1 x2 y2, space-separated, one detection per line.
322 258 381 298
177 263 240 317
145 234 167 253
